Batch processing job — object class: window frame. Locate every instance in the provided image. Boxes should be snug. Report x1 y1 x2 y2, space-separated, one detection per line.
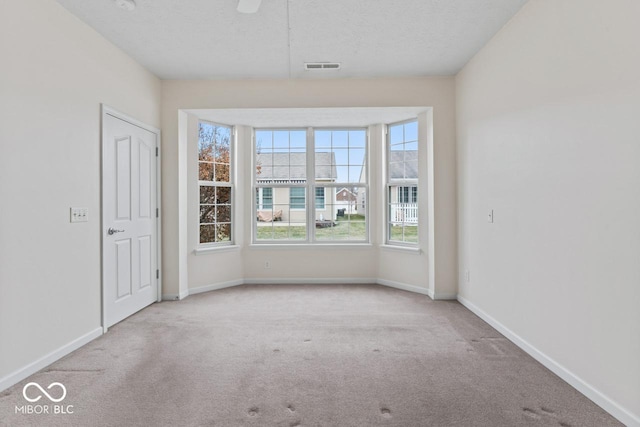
311 127 369 243
253 128 309 243
386 119 419 247
252 127 369 244
198 120 234 247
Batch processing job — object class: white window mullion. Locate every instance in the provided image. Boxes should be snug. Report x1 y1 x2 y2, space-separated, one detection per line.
307 127 315 242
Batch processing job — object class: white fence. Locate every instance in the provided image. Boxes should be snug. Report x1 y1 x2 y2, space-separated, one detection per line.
391 203 418 223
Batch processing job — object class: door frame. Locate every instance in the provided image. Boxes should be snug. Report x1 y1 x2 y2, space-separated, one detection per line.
101 104 162 333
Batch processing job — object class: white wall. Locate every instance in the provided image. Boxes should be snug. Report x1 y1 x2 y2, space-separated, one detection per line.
456 0 640 424
161 78 457 297
0 0 161 385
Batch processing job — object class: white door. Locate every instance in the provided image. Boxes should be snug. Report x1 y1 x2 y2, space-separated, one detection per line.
103 110 159 328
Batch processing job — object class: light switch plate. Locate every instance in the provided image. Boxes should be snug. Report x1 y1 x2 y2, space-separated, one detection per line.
70 207 89 223
488 209 494 223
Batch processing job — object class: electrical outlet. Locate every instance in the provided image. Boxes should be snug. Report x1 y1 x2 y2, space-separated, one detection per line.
465 270 470 283
70 207 89 223
487 209 494 223
264 261 271 269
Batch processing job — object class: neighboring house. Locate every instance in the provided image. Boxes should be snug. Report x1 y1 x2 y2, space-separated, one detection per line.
388 150 418 223
355 150 418 223
256 152 337 222
336 187 358 215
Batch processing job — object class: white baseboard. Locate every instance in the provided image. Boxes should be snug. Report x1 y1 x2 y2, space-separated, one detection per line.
189 279 244 295
0 327 103 393
457 295 640 427
432 291 457 300
376 278 429 296
243 277 377 285
161 289 189 301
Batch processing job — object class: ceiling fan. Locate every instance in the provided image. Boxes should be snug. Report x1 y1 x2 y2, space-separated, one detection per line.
237 0 262 13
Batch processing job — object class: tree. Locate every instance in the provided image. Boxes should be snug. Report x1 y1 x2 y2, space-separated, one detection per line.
198 123 231 243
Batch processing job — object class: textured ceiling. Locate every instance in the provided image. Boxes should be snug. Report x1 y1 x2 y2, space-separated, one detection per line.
54 0 528 80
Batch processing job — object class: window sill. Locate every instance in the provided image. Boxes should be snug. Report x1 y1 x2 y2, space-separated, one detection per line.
193 245 241 256
249 243 373 250
380 244 422 255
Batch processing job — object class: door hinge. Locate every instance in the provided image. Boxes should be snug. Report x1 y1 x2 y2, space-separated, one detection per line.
156 147 159 157
156 208 159 218
156 269 159 279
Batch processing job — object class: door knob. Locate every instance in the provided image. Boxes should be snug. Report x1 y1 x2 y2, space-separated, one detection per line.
108 228 125 235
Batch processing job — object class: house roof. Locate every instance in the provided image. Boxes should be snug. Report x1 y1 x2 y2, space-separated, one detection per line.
389 150 418 179
256 152 336 182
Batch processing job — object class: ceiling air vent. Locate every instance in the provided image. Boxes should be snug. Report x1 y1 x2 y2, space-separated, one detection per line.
304 62 341 71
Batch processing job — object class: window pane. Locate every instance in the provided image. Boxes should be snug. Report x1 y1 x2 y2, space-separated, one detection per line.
405 159 418 180
198 123 233 246
216 224 231 242
256 130 306 182
256 187 273 210
200 205 215 223
198 122 215 161
290 187 306 209
200 186 215 204
217 187 231 204
388 184 418 244
404 121 418 142
315 187 325 209
334 165 348 183
316 213 367 241
315 130 332 148
349 130 366 148
199 183 234 245
215 128 230 164
255 130 273 150
216 205 231 223
316 186 366 241
273 131 289 149
290 130 306 148
199 162 214 181
215 163 230 182
315 130 366 185
200 225 215 244
390 124 404 144
256 194 307 241
332 130 349 147
389 162 404 179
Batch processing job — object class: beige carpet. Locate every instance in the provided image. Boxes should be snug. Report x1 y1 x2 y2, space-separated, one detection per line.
0 284 621 426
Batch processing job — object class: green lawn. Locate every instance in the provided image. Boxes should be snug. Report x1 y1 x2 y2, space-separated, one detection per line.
256 215 418 243
389 224 419 243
